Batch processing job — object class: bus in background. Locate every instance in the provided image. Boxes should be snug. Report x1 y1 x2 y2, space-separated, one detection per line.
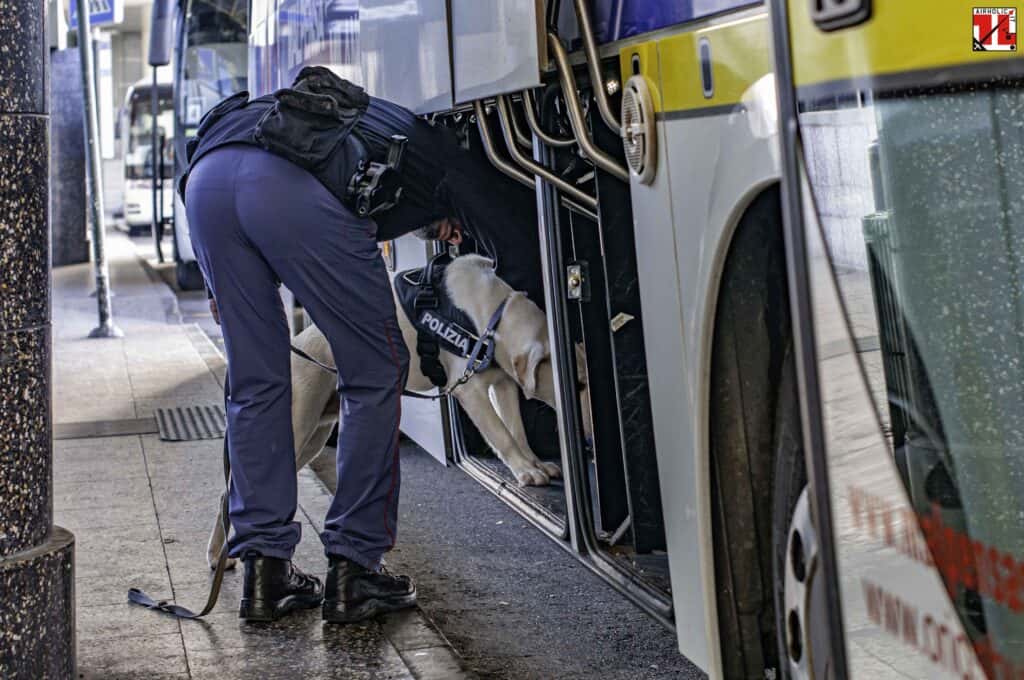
120 76 174 237
170 0 247 290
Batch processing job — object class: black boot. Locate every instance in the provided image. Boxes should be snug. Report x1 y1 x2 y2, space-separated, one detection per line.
239 555 323 622
322 557 417 624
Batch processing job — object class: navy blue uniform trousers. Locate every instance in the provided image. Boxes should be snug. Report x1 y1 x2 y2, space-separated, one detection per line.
185 144 409 571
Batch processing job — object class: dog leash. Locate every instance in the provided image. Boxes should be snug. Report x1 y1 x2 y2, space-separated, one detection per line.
289 343 455 399
127 383 234 619
290 294 510 401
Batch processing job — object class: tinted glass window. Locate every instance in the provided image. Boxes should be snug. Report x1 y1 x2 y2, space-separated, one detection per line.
799 76 1024 678
179 0 248 133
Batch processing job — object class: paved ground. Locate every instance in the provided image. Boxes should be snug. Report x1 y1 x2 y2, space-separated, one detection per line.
313 450 702 680
131 233 703 679
53 231 467 679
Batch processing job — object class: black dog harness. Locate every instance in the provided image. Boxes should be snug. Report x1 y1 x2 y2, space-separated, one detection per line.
395 254 495 386
292 254 509 399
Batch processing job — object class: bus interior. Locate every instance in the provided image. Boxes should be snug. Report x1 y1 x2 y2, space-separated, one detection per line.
383 2 682 619
444 86 673 611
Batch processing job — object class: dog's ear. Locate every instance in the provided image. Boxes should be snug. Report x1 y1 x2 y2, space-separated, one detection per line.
514 341 546 398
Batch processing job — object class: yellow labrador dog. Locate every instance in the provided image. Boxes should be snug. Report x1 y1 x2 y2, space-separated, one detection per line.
207 254 591 569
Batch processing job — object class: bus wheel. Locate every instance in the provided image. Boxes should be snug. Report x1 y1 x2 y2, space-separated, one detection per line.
771 348 829 679
176 259 205 291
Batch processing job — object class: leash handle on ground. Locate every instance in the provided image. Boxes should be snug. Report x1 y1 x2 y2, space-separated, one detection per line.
128 383 234 619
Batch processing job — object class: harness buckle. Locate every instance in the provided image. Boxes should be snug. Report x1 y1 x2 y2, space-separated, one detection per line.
413 289 439 310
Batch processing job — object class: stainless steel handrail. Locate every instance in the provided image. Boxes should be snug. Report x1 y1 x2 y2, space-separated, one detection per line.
561 197 599 222
547 33 630 183
508 98 533 149
494 96 598 210
472 100 535 190
572 0 620 133
522 89 575 148
473 100 599 220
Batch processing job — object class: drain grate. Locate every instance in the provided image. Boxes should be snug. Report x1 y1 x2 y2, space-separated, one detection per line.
154 405 226 441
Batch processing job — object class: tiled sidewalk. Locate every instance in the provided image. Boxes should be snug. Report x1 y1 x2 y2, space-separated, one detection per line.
53 232 467 679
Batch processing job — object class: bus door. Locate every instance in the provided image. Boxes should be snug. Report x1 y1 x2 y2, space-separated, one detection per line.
772 1 1024 677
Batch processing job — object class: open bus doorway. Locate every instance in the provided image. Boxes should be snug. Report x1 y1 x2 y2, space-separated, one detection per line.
434 88 673 612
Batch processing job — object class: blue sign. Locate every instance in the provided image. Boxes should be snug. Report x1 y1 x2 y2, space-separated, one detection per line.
69 0 124 29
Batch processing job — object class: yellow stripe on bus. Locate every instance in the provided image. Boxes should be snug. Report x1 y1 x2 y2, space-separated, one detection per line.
619 14 771 115
788 0 1022 88
619 41 664 112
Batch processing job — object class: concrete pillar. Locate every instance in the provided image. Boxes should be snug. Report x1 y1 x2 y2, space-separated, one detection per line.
0 1 77 678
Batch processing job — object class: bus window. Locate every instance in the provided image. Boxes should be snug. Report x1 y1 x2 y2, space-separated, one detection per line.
122 82 174 232
171 0 248 289
178 0 248 133
125 85 174 181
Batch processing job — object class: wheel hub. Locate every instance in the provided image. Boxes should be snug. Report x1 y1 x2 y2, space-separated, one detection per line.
783 487 820 679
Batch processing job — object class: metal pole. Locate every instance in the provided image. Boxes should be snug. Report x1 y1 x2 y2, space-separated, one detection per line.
150 66 164 262
159 130 166 228
76 0 123 338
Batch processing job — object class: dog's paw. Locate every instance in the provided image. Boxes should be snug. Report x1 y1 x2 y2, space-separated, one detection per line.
514 464 551 487
538 461 562 479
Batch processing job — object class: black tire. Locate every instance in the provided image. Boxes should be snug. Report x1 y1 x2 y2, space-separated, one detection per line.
176 259 206 291
709 187 790 678
771 344 808 679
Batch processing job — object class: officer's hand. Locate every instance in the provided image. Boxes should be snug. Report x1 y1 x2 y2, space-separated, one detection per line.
435 217 463 245
209 297 221 325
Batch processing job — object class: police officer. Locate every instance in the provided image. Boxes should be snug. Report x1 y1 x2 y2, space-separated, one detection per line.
180 67 540 623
